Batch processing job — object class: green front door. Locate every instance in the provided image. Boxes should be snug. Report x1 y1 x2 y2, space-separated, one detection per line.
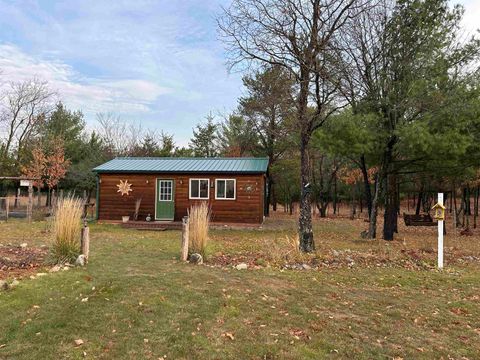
156 179 175 220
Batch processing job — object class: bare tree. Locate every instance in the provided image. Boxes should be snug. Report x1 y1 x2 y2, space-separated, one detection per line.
96 112 143 156
0 78 55 167
218 0 367 252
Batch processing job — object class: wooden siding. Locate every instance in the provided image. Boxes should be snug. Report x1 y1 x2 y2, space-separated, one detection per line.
97 173 265 223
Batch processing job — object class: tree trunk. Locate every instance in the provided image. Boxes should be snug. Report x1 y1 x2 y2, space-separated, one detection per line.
383 173 397 241
453 187 462 228
394 180 400 233
299 134 314 252
415 185 423 215
45 188 51 207
449 191 453 213
317 202 327 218
466 186 472 216
359 155 372 219
333 175 337 215
265 176 273 217
465 186 471 229
367 174 381 239
272 183 277 212
297 69 314 253
350 184 356 220
381 138 396 241
473 186 479 229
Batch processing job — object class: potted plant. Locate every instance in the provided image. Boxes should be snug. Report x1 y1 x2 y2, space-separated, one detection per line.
122 215 130 223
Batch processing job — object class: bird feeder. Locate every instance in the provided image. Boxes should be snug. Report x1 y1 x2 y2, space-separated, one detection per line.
431 202 446 220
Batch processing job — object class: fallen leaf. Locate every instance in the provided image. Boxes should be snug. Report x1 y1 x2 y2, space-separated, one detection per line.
222 332 235 340
74 339 84 346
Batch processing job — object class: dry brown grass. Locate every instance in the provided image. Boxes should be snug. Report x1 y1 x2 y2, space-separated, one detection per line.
50 196 83 264
265 234 306 265
188 202 210 258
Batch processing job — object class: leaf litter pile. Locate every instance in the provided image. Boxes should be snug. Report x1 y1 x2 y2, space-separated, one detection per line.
209 246 480 270
0 245 48 280
208 215 480 271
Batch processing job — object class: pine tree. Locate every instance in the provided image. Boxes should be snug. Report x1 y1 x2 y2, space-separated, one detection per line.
189 113 219 157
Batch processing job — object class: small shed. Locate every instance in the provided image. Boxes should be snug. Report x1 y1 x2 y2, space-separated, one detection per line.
93 157 269 224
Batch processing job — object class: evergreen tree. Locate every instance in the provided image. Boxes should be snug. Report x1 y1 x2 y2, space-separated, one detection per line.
189 113 219 157
217 114 256 157
341 0 480 240
239 65 295 213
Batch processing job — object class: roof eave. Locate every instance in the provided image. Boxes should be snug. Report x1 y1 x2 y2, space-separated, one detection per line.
94 170 267 174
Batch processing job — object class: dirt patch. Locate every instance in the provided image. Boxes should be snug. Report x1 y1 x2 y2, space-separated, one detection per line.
0 245 49 280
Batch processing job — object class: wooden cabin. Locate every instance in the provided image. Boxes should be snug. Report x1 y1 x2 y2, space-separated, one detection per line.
93 157 269 224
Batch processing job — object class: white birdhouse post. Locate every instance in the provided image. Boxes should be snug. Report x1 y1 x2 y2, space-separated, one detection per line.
432 193 445 269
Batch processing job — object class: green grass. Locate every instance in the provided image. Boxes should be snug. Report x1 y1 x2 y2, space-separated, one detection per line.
0 218 479 359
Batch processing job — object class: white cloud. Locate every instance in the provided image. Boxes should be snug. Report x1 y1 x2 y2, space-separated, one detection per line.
0 44 170 114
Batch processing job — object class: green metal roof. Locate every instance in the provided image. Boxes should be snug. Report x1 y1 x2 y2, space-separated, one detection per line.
93 157 269 174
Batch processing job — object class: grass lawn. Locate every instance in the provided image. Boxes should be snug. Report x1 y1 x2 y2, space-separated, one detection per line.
1 215 479 359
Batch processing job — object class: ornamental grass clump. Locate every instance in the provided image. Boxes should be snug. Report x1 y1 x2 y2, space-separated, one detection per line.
188 202 211 259
50 196 83 264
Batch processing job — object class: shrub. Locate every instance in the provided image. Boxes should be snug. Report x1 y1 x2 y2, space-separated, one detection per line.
188 202 210 259
50 196 83 264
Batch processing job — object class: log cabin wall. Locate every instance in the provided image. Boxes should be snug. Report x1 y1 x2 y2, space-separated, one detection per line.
97 173 265 223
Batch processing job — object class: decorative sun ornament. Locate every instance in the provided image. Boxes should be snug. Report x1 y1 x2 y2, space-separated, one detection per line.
117 180 133 196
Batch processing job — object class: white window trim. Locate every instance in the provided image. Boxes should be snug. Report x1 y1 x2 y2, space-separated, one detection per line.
158 179 173 202
189 178 210 200
215 179 236 200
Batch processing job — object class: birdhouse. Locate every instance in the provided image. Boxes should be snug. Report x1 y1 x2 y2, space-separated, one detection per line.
431 202 446 220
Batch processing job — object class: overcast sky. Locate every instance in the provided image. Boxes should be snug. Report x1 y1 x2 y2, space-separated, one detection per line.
0 0 478 145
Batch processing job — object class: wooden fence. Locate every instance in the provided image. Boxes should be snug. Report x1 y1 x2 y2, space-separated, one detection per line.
0 189 96 222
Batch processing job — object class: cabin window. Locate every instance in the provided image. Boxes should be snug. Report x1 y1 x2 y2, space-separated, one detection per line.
215 179 236 200
189 179 209 199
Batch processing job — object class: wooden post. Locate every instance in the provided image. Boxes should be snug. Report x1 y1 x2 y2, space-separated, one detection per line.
81 219 90 261
181 216 189 261
27 184 33 223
